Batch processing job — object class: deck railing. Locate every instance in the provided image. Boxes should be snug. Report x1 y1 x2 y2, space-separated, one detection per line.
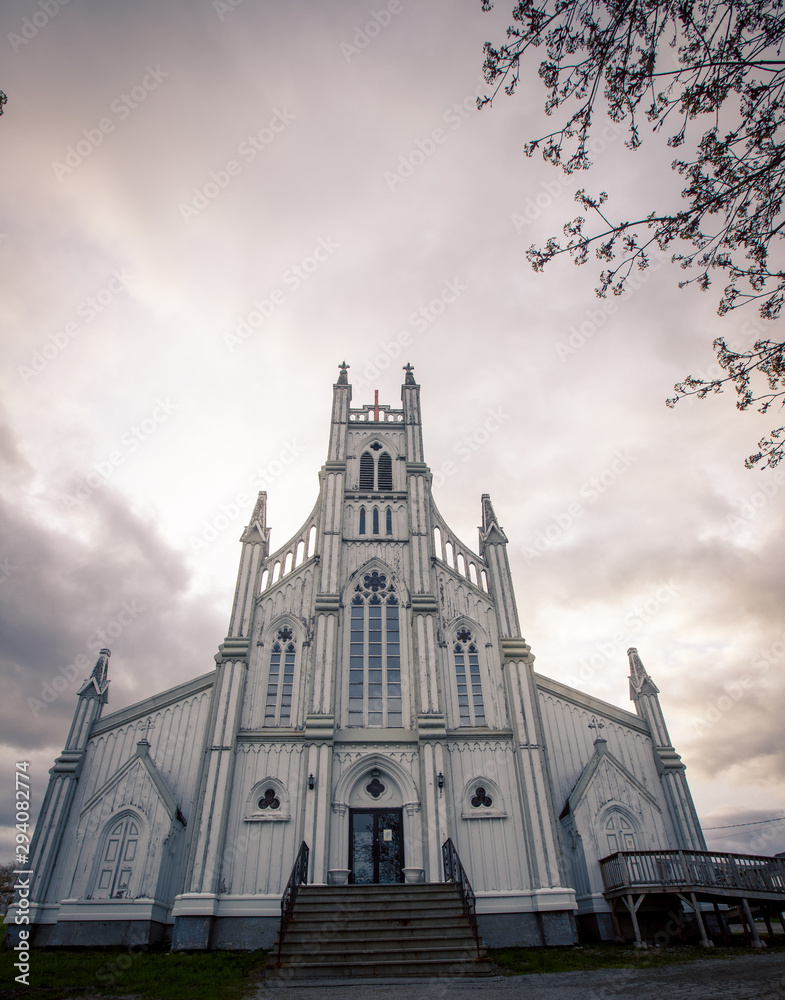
442 837 481 955
278 841 309 961
600 849 785 896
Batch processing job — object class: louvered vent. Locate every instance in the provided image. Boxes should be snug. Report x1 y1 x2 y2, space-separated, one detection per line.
359 452 374 490
378 452 392 491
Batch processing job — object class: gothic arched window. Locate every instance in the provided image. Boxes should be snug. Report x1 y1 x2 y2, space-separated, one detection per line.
453 628 485 726
93 814 140 899
605 812 637 854
348 571 402 727
359 452 374 490
372 507 379 534
385 507 393 535
378 452 392 491
359 506 366 534
264 627 296 725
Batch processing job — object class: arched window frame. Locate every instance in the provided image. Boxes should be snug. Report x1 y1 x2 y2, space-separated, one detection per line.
357 444 395 492
451 625 487 727
385 506 393 535
372 507 379 534
244 776 291 822
263 623 300 727
346 569 405 729
90 810 145 900
359 506 366 534
460 776 507 819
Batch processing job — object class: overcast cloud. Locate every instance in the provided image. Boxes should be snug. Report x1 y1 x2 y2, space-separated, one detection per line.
1 0 783 859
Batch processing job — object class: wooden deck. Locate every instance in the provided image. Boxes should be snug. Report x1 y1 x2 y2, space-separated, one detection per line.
599 849 785 948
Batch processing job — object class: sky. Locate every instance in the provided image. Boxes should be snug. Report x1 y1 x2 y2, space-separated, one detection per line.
1 0 783 862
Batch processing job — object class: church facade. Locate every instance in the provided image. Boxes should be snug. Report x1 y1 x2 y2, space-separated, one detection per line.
12 364 707 949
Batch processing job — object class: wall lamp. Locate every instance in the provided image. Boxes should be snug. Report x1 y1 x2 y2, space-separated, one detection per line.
308 774 315 790
437 772 444 790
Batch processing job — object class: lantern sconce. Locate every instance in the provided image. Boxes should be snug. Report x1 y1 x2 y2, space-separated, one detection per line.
308 774 315 790
437 772 444 790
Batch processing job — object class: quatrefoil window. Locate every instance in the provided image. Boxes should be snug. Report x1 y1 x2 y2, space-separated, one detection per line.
366 777 386 799
470 786 493 808
258 788 280 810
370 442 382 451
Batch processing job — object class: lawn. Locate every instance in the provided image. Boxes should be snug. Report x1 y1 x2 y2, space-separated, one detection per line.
0 944 268 1000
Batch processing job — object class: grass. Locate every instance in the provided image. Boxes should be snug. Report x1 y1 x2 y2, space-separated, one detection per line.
489 940 785 976
0 944 268 1000
1 939 783 997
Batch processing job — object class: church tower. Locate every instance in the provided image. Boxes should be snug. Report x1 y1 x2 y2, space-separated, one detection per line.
15 362 710 951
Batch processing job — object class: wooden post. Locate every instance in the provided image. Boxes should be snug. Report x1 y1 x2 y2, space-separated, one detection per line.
713 902 730 946
690 893 713 948
622 893 647 949
742 898 765 949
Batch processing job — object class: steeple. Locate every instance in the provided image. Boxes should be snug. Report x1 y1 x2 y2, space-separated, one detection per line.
67 648 111 751
400 362 424 463
328 360 352 461
478 494 519 638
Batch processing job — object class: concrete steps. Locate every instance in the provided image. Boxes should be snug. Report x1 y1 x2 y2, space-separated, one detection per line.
266 883 494 979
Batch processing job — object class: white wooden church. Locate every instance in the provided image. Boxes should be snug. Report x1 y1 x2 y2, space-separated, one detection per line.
15 363 709 950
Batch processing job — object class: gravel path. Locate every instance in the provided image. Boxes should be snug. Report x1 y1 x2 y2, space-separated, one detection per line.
255 953 785 999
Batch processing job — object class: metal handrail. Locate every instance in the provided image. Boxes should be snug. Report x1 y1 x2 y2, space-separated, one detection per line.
278 840 309 961
442 837 481 956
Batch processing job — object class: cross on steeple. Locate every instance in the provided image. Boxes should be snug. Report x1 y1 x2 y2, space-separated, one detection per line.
403 362 415 385
137 718 156 743
588 717 605 734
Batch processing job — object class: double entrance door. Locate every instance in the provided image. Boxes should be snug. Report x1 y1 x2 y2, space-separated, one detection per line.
349 808 404 884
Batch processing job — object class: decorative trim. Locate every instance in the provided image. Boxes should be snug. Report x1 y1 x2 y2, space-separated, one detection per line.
90 673 214 737
500 638 533 663
216 637 251 662
411 594 439 613
323 461 346 473
314 594 341 612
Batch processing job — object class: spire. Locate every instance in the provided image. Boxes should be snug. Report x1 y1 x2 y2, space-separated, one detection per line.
479 493 509 548
77 648 110 702
241 491 269 544
628 647 660 699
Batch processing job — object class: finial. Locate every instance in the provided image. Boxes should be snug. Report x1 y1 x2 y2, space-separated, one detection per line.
137 718 156 745
337 360 350 385
588 717 605 733
92 648 110 684
403 362 415 385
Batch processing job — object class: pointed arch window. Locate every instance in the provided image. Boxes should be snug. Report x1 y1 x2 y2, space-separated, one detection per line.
265 627 296 725
359 452 374 490
93 814 140 899
606 813 637 854
385 507 393 535
453 628 485 726
348 571 402 727
359 506 366 534
378 452 392 491
372 507 379 534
